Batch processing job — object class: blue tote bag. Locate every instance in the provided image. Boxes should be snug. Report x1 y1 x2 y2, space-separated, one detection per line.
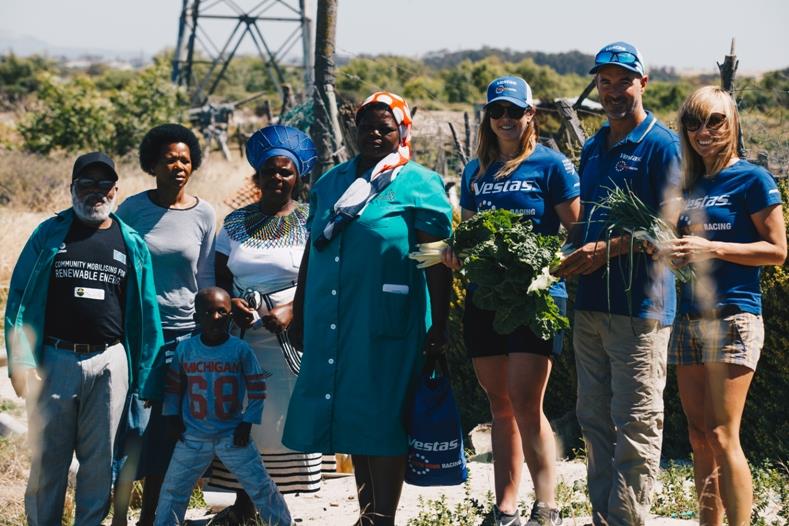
405 355 468 486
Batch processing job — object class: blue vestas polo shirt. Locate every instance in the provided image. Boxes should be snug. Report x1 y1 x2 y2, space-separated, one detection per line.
678 160 782 316
576 112 681 325
460 143 580 297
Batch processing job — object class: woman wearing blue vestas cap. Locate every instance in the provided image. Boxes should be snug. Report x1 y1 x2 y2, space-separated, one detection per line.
443 76 581 526
205 125 325 521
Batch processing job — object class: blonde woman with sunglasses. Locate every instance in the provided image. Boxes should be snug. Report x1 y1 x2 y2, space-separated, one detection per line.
668 86 786 525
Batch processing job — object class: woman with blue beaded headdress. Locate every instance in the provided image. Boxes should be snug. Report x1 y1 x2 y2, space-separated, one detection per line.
206 125 322 521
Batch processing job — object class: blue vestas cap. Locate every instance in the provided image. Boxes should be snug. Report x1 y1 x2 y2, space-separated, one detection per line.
246 125 318 179
589 41 646 76
485 76 533 109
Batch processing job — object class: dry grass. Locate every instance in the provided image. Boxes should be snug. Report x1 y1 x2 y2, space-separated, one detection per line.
0 433 31 525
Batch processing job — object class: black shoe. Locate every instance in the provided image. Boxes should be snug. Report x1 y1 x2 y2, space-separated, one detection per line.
524 502 562 526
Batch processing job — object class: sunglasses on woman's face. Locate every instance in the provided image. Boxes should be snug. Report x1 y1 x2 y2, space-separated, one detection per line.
487 104 527 120
681 112 727 133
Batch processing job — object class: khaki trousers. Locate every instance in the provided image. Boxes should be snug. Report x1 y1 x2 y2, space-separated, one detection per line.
573 311 670 526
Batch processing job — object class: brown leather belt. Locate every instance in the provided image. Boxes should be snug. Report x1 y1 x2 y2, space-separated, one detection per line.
44 336 121 354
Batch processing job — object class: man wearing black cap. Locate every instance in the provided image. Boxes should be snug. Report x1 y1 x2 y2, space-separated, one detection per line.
4 152 163 526
555 42 681 526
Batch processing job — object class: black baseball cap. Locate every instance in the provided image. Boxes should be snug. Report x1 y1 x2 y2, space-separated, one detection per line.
72 151 118 181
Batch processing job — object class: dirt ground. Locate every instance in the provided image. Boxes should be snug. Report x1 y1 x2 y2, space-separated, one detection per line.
0 367 696 525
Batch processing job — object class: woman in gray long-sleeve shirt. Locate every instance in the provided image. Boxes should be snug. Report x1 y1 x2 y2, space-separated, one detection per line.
112 123 216 526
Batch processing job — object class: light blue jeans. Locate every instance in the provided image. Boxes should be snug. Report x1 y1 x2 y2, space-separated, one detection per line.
155 435 292 526
26 342 129 526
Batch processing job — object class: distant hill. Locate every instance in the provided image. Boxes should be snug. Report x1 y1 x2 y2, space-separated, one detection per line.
421 47 680 81
0 28 149 63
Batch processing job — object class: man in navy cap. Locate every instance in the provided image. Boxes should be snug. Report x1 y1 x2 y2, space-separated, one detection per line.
5 152 163 526
555 42 681 526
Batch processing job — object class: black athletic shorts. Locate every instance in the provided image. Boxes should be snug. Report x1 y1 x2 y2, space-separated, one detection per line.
462 290 566 359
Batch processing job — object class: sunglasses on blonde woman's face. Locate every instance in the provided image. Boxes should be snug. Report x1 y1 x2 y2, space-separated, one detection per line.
681 112 727 133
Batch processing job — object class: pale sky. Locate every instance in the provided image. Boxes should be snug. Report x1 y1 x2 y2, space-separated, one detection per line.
1 0 787 74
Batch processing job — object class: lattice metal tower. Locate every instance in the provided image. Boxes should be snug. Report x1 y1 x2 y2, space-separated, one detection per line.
172 0 313 105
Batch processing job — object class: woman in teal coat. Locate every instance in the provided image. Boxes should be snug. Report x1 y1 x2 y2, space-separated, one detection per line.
284 91 453 526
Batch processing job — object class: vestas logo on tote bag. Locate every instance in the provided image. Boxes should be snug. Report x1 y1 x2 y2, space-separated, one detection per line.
408 438 460 452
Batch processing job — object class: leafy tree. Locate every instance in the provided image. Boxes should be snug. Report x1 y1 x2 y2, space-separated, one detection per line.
0 53 57 107
512 58 564 100
18 60 185 156
337 56 426 100
738 68 789 112
403 75 444 104
110 60 187 155
642 80 695 115
18 73 116 154
442 60 475 103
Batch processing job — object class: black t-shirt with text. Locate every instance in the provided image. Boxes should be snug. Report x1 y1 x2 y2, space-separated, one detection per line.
44 219 128 344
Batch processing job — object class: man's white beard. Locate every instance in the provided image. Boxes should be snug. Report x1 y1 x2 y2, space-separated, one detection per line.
72 186 116 225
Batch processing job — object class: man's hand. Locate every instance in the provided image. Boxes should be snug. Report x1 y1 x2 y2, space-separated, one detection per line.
10 368 41 399
231 298 256 330
164 416 185 443
233 421 252 447
553 241 610 278
262 303 293 334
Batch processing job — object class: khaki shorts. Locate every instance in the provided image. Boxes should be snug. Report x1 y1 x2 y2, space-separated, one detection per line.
668 312 764 371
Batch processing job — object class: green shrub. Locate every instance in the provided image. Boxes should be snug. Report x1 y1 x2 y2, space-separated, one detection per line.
18 60 185 156
18 74 116 154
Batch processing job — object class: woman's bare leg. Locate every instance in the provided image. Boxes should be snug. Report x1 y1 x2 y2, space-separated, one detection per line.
677 364 723 525
508 353 556 507
704 362 754 526
473 355 523 515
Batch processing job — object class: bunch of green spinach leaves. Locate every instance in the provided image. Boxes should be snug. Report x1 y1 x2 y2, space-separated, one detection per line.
452 209 569 339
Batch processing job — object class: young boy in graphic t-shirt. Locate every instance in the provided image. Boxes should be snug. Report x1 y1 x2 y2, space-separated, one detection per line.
154 287 291 526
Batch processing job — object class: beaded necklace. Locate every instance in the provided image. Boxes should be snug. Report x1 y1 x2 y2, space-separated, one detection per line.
224 202 308 250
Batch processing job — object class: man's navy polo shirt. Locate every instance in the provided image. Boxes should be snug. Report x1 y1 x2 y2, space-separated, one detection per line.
576 111 681 325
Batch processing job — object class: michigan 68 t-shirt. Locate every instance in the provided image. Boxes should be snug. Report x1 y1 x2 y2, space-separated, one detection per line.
44 220 128 344
678 159 783 316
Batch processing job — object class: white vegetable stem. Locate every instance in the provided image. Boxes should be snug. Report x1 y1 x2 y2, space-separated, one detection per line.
408 239 450 269
527 266 558 294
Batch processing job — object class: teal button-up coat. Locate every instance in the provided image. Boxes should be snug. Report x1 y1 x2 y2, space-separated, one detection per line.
283 159 453 456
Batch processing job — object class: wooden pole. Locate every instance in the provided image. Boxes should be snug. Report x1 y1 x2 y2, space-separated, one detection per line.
463 112 471 158
448 122 469 167
310 0 344 181
718 38 746 157
555 99 586 148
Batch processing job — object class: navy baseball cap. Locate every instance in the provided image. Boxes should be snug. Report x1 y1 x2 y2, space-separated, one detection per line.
72 151 118 181
589 41 646 76
485 76 533 109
